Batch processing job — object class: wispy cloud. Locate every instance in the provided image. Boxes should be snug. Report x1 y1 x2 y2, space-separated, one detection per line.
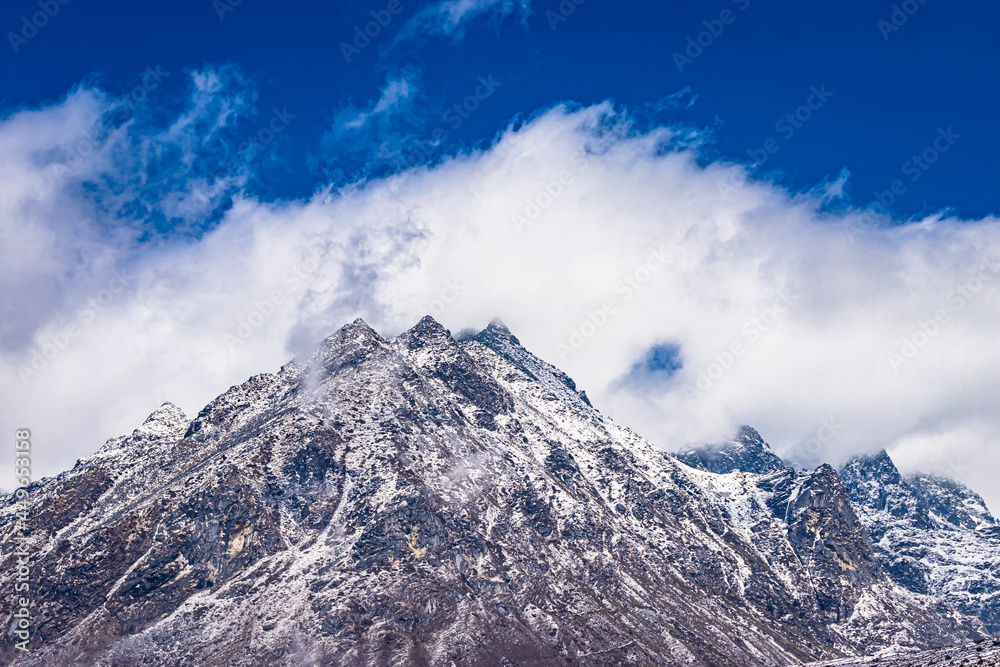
392 0 530 48
320 70 426 178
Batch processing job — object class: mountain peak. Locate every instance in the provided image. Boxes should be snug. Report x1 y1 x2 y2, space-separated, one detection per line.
908 473 996 530
485 317 510 334
396 314 454 349
315 317 382 350
472 317 523 348
840 450 905 491
675 425 787 474
134 401 189 438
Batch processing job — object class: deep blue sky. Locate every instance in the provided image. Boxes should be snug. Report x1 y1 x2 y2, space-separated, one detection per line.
2 0 999 219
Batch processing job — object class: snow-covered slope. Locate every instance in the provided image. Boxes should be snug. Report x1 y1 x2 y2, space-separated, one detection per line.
676 425 787 475
0 317 988 665
805 636 1000 666
840 450 1000 634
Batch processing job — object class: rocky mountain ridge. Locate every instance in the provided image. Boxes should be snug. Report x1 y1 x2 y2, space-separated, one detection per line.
675 425 786 475
840 450 1000 634
676 431 1000 638
0 317 989 665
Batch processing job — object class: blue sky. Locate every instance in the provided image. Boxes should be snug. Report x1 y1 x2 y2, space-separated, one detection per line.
3 0 999 218
2 0 1000 511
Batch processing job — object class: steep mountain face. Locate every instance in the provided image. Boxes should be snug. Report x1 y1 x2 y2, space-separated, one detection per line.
840 451 1000 634
804 636 1000 667
675 425 787 475
0 317 989 666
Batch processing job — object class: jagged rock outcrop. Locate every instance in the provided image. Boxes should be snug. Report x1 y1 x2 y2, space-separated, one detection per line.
0 317 989 665
840 450 1000 634
676 424 787 475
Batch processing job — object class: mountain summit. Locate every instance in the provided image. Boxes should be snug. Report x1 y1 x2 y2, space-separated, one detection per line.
0 318 988 666
675 424 787 474
840 450 1000 633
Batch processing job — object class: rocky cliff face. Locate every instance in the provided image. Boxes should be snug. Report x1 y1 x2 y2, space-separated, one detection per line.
675 425 787 475
0 317 988 666
840 451 1000 634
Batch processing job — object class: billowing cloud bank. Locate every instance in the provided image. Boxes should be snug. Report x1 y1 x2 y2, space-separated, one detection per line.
2 74 998 511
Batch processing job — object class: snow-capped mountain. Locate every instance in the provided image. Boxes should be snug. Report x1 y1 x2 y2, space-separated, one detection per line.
0 317 989 666
840 450 1000 634
675 425 787 475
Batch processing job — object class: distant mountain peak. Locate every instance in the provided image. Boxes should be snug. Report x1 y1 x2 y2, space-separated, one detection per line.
838 448 1000 632
675 424 787 474
397 314 454 349
841 450 905 488
137 401 188 432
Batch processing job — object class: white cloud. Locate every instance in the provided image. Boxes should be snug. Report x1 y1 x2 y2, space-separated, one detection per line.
321 70 426 173
392 0 530 47
1 91 999 516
